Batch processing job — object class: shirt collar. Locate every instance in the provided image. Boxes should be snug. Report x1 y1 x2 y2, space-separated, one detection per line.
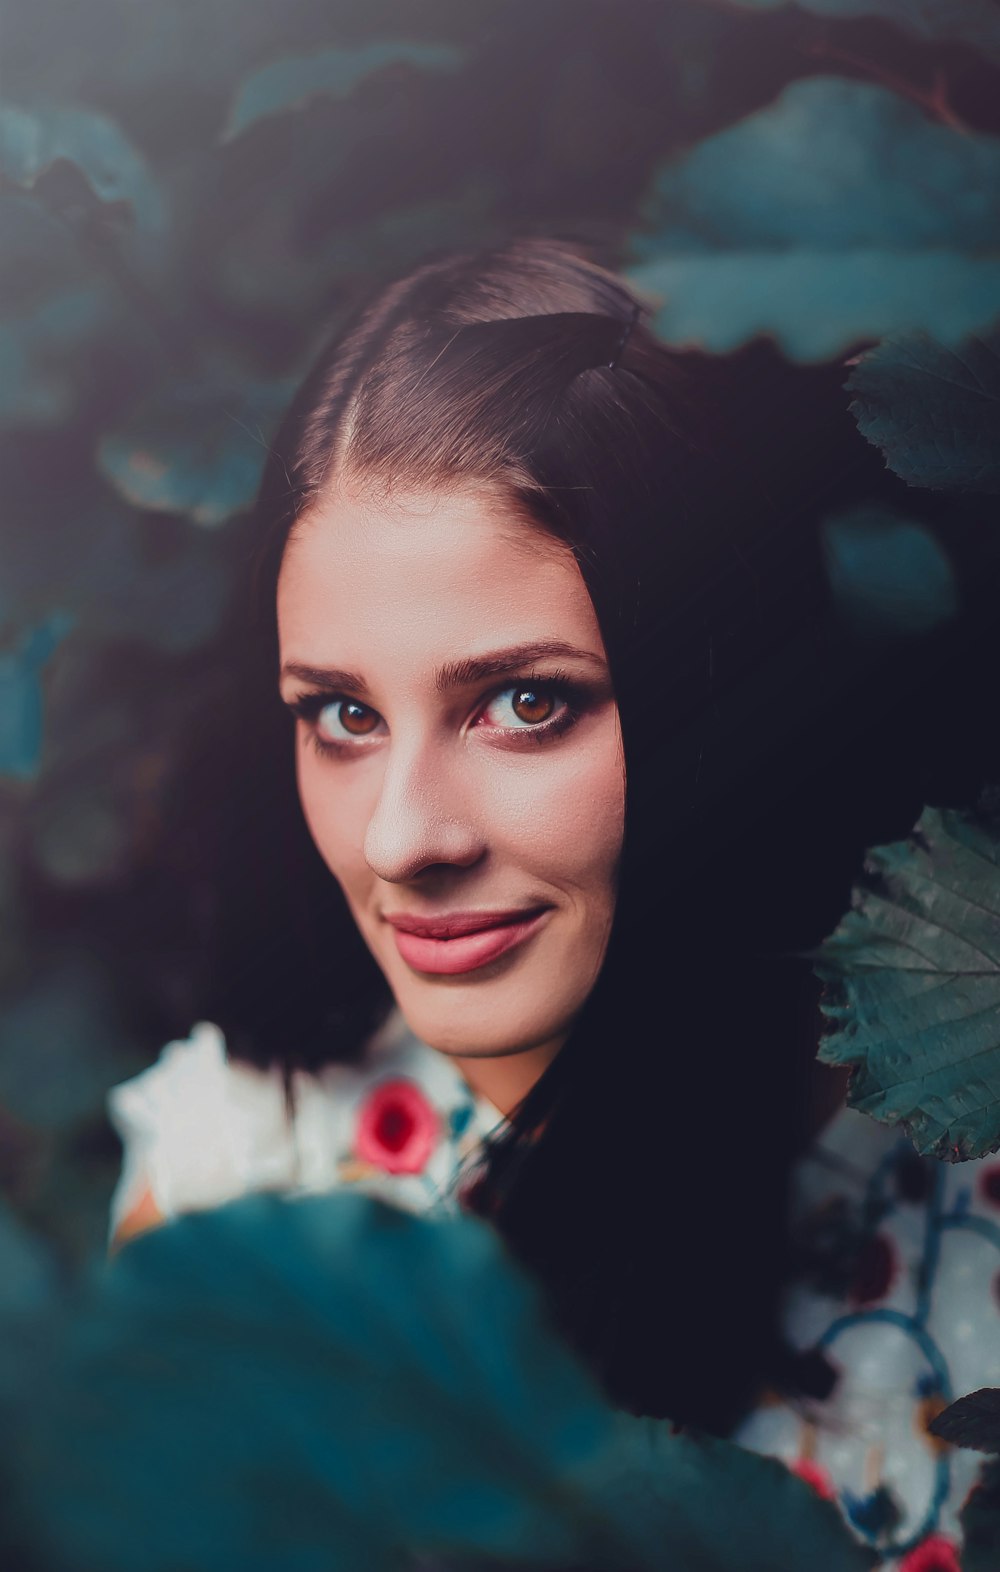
367 1004 508 1136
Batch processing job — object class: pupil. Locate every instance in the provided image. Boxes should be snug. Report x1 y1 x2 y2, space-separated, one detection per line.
515 688 552 723
340 701 375 735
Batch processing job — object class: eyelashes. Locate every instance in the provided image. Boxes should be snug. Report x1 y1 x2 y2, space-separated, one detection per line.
286 669 590 760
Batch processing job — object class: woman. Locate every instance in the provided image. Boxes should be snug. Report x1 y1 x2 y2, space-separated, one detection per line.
107 235 1000 1563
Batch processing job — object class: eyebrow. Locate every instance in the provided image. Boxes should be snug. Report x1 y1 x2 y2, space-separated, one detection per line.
280 639 608 696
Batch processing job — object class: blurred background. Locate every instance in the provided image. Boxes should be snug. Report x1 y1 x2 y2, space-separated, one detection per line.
1 0 999 1273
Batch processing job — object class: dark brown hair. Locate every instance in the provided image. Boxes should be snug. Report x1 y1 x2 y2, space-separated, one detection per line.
185 234 857 1431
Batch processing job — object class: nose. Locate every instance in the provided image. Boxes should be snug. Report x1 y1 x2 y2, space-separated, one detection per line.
363 735 486 884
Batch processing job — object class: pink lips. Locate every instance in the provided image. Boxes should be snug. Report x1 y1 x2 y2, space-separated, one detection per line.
386 907 552 976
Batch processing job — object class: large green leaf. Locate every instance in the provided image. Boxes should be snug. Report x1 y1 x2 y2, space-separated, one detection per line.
626 76 1000 362
222 41 466 142
811 793 1000 1161
0 102 164 230
10 1190 875 1572
846 331 1000 494
715 0 1000 64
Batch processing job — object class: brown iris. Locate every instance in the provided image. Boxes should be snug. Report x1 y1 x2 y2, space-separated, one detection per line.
318 685 557 742
510 686 554 724
327 700 378 737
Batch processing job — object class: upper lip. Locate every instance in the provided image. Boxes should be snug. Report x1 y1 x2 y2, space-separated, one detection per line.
383 907 550 940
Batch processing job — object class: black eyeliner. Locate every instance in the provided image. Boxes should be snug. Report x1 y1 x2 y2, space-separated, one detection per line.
287 666 593 758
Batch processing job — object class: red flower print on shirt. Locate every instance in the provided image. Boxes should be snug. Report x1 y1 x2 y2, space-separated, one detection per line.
789 1458 837 1500
849 1232 898 1305
979 1164 1000 1208
354 1077 440 1174
898 1534 961 1572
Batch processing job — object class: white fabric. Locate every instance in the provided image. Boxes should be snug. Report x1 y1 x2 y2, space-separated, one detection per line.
106 1008 505 1243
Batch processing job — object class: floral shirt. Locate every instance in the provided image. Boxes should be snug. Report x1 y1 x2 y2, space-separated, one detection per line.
107 1014 1000 1570
732 1104 1000 1571
106 1008 505 1242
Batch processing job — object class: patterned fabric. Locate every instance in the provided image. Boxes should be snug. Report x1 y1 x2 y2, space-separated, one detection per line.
733 1105 1000 1568
107 1018 1000 1567
106 1008 505 1241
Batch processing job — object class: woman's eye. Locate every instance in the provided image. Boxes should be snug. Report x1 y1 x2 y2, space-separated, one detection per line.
316 699 383 743
290 672 584 758
479 683 564 730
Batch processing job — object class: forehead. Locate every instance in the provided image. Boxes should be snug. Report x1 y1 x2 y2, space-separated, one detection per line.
276 484 604 662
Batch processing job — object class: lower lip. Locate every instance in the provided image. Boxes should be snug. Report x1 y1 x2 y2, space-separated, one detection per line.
390 909 551 975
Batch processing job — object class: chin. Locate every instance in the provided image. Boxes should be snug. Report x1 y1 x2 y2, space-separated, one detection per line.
394 987 571 1060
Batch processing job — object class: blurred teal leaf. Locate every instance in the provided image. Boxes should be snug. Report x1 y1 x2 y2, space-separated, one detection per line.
319 189 503 276
0 494 230 653
12 1191 875 1572
819 505 959 637
86 527 230 654
0 947 142 1127
216 183 501 319
627 76 1000 362
846 331 1000 494
0 612 75 781
0 1197 58 1409
97 377 296 526
29 779 135 888
0 1195 57 1315
810 791 1000 1161
19 629 217 889
0 101 165 230
2 618 232 906
0 1199 61 1566
0 189 88 306
717 0 1000 64
629 251 1000 363
0 816 26 988
0 285 115 426
222 41 466 143
2 0 342 106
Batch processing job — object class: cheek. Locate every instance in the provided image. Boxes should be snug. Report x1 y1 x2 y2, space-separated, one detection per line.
294 717 625 896
296 748 366 885
573 742 626 887
492 723 625 887
568 718 625 889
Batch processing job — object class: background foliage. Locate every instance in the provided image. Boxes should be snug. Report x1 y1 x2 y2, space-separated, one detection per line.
1 0 998 1262
1 1 999 1561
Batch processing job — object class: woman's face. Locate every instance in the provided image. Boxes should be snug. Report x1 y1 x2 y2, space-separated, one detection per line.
276 482 625 1083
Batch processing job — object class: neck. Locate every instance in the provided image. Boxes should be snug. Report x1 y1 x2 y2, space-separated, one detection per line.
450 1035 565 1120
